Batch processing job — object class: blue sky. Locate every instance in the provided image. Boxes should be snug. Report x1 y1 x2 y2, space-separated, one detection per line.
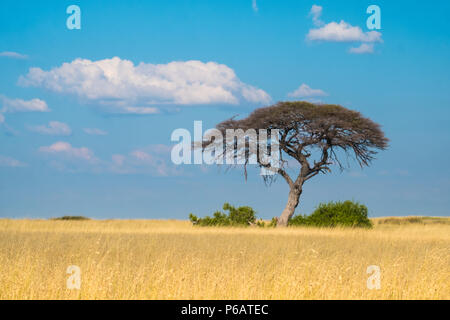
1 0 449 219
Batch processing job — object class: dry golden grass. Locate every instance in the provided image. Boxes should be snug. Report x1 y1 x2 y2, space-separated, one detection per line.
0 217 448 300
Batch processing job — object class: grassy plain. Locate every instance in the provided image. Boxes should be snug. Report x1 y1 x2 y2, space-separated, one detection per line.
0 217 448 299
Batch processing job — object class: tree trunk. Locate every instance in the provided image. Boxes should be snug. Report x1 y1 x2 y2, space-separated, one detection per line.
277 187 302 227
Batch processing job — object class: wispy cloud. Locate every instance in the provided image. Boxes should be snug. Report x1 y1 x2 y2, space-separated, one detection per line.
110 144 180 176
0 51 28 59
0 155 27 167
39 141 179 176
118 106 160 115
288 83 328 98
39 141 97 162
83 128 107 136
349 43 374 54
252 0 258 12
19 57 271 113
38 142 101 172
29 121 71 136
309 5 323 26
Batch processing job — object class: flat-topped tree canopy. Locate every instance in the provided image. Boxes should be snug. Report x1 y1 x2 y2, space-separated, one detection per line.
208 101 389 227
216 101 388 170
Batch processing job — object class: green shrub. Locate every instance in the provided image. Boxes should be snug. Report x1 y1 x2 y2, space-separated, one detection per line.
288 214 308 226
267 217 278 228
51 216 90 221
189 203 257 227
256 219 267 228
289 201 372 228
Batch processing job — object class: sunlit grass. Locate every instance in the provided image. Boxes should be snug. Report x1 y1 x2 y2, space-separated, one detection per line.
0 217 448 299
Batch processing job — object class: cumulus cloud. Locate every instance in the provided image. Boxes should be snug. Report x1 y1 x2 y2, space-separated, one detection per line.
349 43 374 54
18 57 271 112
0 155 27 167
306 5 382 54
0 51 28 59
288 83 328 98
30 121 72 136
83 128 107 135
0 95 49 113
307 20 382 42
309 5 323 26
39 141 97 162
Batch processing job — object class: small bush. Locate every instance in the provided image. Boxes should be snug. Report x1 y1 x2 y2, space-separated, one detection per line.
189 203 258 227
289 201 372 228
288 214 308 226
267 217 278 228
51 216 90 221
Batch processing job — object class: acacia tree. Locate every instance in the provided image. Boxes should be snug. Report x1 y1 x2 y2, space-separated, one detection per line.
203 101 389 227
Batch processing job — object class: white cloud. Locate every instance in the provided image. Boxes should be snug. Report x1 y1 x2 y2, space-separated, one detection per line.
0 51 28 59
83 128 107 135
307 20 382 42
0 95 49 113
19 57 271 112
252 0 258 12
309 5 323 26
39 141 100 172
0 155 27 167
306 6 382 54
119 107 160 114
39 141 97 162
39 141 178 176
110 144 179 176
30 121 71 136
349 43 374 54
288 83 328 98
109 144 182 176
0 113 4 124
